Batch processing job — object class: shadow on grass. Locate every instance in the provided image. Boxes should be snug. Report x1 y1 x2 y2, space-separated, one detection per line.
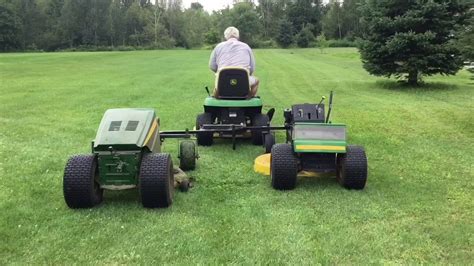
210 138 260 149
102 189 141 207
297 175 339 190
374 80 461 92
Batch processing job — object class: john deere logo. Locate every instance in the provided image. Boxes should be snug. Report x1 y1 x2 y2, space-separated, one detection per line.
230 79 238 86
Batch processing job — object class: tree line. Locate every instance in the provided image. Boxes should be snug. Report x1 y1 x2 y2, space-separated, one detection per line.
0 0 471 84
0 0 367 51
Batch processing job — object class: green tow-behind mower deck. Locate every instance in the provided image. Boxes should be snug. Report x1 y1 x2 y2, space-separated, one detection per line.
270 93 368 191
63 108 197 209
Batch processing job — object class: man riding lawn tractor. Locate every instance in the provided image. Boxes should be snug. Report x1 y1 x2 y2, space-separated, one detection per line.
195 27 275 150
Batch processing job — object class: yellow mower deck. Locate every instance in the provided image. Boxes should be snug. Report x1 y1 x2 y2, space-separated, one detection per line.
254 154 335 177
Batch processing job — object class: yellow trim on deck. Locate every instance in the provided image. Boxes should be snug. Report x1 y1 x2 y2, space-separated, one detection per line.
296 145 346 151
144 119 158 146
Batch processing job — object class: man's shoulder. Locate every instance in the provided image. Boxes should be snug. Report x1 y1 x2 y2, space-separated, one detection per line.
236 40 252 50
214 41 227 49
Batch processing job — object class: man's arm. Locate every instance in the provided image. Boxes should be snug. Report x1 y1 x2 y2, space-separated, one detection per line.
209 48 218 72
249 48 256 75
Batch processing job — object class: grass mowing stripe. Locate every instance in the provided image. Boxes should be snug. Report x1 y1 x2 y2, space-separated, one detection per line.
0 48 472 264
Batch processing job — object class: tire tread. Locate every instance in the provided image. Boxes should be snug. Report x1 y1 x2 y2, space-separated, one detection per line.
271 144 298 190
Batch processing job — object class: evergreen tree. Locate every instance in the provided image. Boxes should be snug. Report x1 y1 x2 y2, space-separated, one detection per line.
458 9 473 61
296 24 315 47
359 0 469 85
276 18 294 48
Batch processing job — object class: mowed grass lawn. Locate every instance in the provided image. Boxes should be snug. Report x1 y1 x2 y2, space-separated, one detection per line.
0 48 472 264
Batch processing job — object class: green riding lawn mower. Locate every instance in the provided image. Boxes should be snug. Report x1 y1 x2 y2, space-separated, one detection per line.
63 108 197 209
195 67 276 151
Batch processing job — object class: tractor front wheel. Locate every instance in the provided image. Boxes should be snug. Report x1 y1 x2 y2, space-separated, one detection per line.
179 140 196 170
337 145 368 190
63 154 103 209
196 113 213 146
251 114 270 145
271 144 298 190
139 153 174 208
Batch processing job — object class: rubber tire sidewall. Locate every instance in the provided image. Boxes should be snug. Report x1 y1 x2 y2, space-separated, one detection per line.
63 154 103 209
179 141 196 170
337 145 368 190
271 144 298 190
264 133 276 153
139 153 174 208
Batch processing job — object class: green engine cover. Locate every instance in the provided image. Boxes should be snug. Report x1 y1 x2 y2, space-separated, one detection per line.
93 108 160 189
292 122 347 153
94 108 160 152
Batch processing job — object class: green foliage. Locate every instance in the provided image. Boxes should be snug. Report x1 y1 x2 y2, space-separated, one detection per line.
296 24 315 48
316 33 328 53
181 7 210 48
224 2 262 47
276 18 294 48
341 0 363 40
287 0 323 35
359 0 470 85
0 0 468 55
0 49 472 264
327 38 357 47
0 2 21 51
205 28 220 45
257 0 291 38
458 9 473 61
322 0 343 39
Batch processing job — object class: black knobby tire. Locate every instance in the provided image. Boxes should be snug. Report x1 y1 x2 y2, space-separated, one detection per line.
251 113 270 145
63 154 103 209
179 141 196 170
264 133 275 153
196 113 213 146
337 145 368 190
271 144 298 190
139 153 174 208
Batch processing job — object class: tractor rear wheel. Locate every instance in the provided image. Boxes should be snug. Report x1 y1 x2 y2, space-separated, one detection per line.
63 154 103 208
264 133 275 153
251 114 269 145
196 113 213 146
139 153 174 208
271 144 298 190
179 140 196 170
337 145 368 190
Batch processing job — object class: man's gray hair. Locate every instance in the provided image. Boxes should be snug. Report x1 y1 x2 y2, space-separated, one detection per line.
224 27 239 40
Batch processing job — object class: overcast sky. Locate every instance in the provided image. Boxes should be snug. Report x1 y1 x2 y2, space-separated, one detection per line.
182 0 331 12
182 0 234 12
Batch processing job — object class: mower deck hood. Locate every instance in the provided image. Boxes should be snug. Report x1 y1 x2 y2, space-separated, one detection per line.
94 108 158 150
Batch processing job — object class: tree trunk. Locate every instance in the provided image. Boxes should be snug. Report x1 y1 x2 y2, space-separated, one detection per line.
408 70 419 85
